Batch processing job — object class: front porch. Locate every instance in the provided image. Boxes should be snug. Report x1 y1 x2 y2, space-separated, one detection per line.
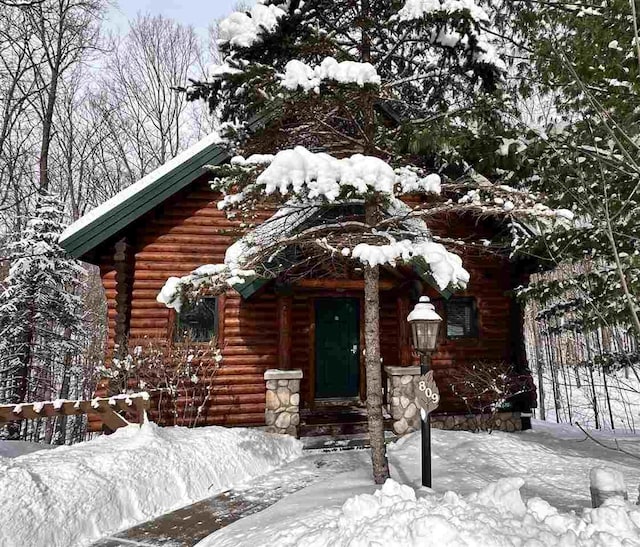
263 368 526 440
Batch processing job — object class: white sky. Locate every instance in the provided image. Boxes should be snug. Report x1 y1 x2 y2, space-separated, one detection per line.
106 0 250 38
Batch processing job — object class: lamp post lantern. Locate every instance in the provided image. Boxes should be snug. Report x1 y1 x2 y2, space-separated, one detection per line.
407 296 442 488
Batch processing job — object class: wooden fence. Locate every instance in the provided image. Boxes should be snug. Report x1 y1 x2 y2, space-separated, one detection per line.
0 393 150 432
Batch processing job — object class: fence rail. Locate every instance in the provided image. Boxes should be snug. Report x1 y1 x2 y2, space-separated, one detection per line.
0 393 150 431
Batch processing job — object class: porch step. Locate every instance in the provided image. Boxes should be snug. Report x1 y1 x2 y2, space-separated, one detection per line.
301 431 399 451
299 406 393 438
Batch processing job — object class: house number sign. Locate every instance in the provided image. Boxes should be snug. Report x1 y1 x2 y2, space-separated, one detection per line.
415 370 440 417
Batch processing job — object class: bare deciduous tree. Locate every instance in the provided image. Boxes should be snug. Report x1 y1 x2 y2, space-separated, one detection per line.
100 14 204 177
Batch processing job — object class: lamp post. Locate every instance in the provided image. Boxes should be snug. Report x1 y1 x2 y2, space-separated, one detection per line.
407 296 442 488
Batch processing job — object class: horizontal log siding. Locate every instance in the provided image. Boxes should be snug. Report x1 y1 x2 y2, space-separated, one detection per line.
425 212 520 412
93 184 528 426
95 178 278 427
380 295 398 369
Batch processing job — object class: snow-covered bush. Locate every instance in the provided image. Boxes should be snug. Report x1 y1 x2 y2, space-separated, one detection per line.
449 360 534 431
102 337 222 427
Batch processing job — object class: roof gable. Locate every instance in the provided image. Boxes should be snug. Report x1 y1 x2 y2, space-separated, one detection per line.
60 134 229 260
60 112 274 260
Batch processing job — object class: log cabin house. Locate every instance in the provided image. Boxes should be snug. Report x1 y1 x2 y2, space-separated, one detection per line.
60 133 536 437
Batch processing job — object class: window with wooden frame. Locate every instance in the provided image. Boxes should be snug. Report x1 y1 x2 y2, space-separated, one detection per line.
444 297 478 339
174 297 218 343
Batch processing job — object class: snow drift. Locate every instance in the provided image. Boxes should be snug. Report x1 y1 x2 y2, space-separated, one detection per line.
0 423 302 547
256 477 640 546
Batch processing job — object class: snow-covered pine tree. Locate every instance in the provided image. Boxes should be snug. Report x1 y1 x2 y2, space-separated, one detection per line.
497 2 640 339
0 193 85 440
161 0 571 482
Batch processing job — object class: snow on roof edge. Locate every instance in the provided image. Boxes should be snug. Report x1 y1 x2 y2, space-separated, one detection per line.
60 132 224 245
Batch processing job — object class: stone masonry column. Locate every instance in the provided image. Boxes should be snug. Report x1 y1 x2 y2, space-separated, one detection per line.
264 369 303 436
385 366 421 436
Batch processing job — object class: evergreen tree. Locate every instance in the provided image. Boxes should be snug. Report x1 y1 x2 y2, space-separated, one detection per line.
0 194 85 440
162 0 570 482
500 1 640 338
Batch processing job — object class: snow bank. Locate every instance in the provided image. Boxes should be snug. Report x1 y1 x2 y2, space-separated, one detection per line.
251 477 640 546
0 440 53 459
0 423 302 547
281 57 380 93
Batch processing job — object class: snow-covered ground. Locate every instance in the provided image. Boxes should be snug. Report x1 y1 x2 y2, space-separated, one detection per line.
199 421 640 546
0 439 54 458
0 422 302 547
534 365 640 432
3 420 640 546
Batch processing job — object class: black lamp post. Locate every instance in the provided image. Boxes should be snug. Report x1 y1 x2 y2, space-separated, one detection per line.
407 296 442 488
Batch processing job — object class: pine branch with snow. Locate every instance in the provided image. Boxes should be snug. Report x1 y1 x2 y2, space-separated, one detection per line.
0 194 85 440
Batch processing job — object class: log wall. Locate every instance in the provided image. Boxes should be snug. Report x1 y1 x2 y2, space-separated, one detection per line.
93 177 530 426
421 212 529 412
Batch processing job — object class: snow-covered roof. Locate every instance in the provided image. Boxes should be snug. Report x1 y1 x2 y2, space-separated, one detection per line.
59 133 229 260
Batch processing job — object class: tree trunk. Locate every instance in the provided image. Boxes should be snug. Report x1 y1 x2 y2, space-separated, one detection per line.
364 201 389 484
54 337 73 445
531 319 546 420
584 332 600 429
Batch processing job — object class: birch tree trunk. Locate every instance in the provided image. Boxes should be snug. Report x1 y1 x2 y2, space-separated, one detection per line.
531 319 546 420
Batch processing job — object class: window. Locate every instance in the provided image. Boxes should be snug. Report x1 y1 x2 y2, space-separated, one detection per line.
445 297 477 339
174 297 218 342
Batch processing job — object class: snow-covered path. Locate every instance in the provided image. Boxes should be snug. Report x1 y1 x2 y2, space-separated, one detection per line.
200 421 640 546
94 450 363 546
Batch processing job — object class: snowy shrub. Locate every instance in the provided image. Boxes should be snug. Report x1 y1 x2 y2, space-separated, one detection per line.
103 337 222 427
450 360 534 431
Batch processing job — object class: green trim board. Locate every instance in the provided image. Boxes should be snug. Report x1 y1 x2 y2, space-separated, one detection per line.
233 276 270 300
60 112 273 261
60 138 228 260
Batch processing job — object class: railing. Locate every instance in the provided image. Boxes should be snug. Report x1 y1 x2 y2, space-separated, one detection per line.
0 392 150 431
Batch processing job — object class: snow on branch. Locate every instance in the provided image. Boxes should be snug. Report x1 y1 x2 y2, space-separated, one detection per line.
352 239 469 289
156 264 256 311
215 146 441 207
280 57 381 93
398 0 490 24
397 0 506 71
218 3 287 48
457 184 574 226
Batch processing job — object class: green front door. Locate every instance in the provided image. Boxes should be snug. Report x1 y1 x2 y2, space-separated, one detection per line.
315 298 360 399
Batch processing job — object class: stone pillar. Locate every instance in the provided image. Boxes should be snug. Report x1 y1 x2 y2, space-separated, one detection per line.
385 366 421 436
264 369 302 436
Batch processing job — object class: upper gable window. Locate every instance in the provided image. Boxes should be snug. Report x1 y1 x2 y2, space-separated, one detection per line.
445 297 478 339
174 297 218 343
